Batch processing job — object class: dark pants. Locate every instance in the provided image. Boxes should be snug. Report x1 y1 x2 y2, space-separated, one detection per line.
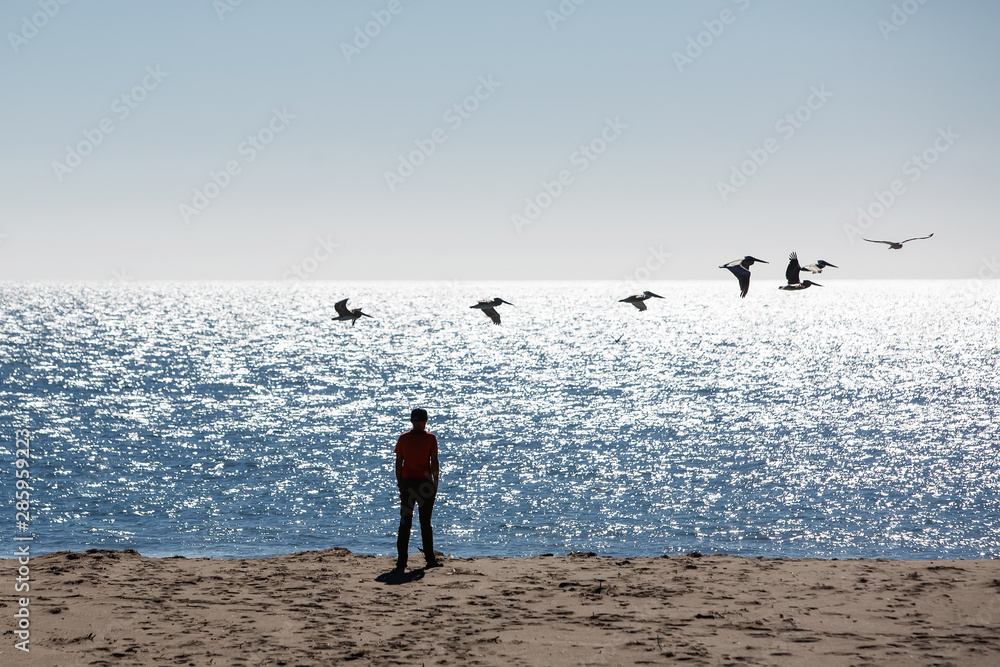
396 478 436 567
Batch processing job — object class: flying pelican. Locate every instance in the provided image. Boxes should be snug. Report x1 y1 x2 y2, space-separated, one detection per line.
470 297 513 325
863 233 934 250
801 259 838 274
782 253 824 291
619 290 664 311
331 298 373 326
779 280 822 291
720 256 768 298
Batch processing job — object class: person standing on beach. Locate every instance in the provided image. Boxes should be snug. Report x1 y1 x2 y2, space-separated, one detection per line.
394 408 441 570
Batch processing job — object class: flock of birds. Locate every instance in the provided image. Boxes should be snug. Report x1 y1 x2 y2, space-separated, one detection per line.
716 233 933 300
331 296 517 326
331 233 935 325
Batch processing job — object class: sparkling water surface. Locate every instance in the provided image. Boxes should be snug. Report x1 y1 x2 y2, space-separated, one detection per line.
2 281 998 559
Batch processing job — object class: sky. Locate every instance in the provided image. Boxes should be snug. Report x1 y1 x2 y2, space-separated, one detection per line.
1 0 998 281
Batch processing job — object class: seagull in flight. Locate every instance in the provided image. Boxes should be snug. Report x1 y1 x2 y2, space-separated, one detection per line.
471 297 513 325
863 233 934 250
619 290 664 311
331 298 373 326
720 256 768 298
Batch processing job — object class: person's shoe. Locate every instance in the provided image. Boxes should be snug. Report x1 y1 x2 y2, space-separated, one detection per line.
394 561 406 571
424 559 443 568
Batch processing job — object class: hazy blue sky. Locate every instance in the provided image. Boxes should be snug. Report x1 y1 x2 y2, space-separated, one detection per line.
2 0 998 281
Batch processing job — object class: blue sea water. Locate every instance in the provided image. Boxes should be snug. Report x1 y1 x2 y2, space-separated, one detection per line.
1 280 998 560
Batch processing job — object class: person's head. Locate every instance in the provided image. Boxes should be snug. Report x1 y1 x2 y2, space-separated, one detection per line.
410 408 428 431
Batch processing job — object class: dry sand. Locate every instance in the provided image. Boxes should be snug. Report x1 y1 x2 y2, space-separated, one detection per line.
3 548 999 666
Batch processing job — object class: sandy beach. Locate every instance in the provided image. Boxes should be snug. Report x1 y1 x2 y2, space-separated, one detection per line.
3 548 998 666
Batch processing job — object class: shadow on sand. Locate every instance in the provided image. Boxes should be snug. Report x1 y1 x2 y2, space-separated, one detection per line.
375 568 427 585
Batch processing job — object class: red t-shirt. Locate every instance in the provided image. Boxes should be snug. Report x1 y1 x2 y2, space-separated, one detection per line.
395 430 438 479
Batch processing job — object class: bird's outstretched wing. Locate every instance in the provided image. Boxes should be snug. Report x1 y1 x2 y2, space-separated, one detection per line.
738 273 750 298
724 265 751 298
334 299 351 317
785 252 801 285
805 260 837 273
482 306 501 325
633 300 647 311
901 233 934 244
862 239 895 246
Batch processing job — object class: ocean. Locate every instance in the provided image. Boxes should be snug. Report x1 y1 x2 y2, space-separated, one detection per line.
2 280 998 560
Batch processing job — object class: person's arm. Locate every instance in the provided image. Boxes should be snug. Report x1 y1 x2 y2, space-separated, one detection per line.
395 452 403 486
430 450 439 488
